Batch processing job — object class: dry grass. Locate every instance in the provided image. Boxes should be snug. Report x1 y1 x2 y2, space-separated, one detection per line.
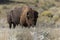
0 0 60 40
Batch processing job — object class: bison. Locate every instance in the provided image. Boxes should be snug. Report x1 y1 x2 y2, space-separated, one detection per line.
7 6 22 28
20 5 38 28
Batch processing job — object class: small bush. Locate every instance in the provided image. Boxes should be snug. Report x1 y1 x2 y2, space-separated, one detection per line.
53 15 60 21
16 31 33 40
2 6 8 9
41 11 53 18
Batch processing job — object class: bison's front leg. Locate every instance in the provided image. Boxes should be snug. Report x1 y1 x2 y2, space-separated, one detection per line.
13 23 16 28
28 23 30 28
9 23 12 29
26 21 30 28
31 23 34 27
20 22 24 28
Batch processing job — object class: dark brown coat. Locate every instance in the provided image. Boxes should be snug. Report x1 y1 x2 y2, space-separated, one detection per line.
20 5 38 27
7 7 22 28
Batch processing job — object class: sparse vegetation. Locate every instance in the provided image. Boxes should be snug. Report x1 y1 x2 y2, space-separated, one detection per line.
2 6 8 9
16 31 33 40
0 0 60 40
53 15 60 22
41 10 53 18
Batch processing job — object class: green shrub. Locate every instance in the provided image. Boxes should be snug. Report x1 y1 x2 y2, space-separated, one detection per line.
53 15 60 21
41 11 53 18
2 6 8 9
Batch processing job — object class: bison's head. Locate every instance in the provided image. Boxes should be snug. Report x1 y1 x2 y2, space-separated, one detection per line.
27 9 38 26
27 9 34 20
26 9 35 26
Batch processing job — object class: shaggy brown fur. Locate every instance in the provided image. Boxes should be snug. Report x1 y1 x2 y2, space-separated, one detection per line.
7 7 22 28
20 5 29 27
20 5 38 27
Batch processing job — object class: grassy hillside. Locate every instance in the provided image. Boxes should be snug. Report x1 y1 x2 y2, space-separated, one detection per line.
0 0 60 40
